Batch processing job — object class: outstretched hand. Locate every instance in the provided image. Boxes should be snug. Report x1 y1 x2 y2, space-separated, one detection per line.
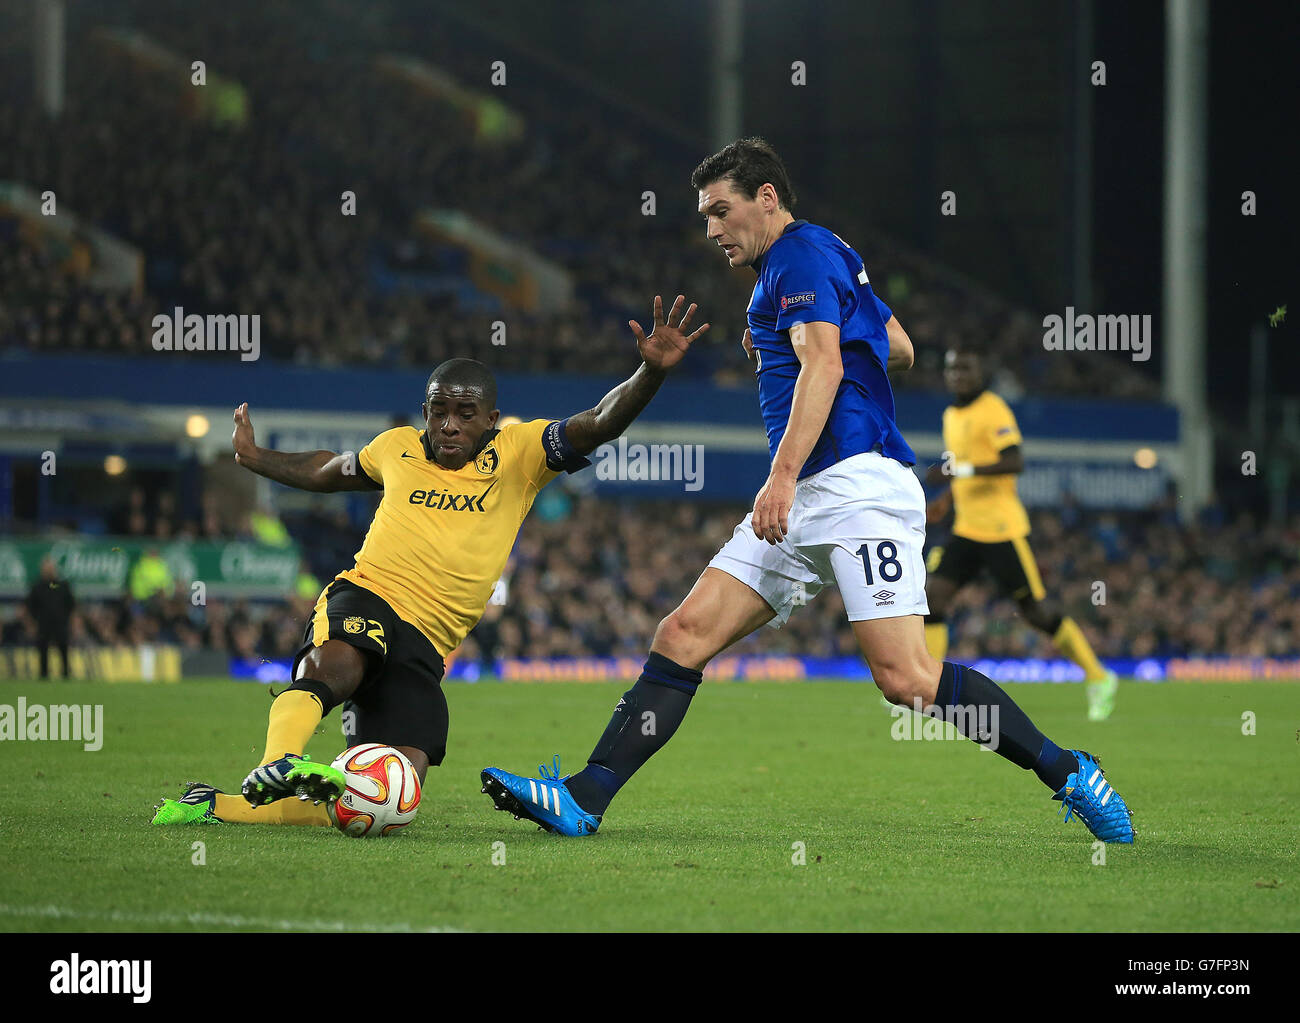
629 294 709 373
232 402 257 464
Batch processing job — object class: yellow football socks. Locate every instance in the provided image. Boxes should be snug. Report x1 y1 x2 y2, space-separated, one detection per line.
213 794 332 826
260 689 324 766
1053 616 1106 680
200 687 335 826
924 622 950 662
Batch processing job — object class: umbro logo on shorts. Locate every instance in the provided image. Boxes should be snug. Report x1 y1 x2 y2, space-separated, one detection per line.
873 589 896 606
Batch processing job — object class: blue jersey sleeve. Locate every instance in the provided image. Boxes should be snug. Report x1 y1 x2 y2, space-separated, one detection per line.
770 243 843 333
873 293 893 324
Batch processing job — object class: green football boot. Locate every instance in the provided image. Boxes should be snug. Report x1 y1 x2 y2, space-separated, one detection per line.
241 754 346 806
152 782 223 825
1086 670 1118 722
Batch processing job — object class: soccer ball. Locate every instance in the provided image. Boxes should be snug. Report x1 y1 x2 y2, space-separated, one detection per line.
328 744 421 837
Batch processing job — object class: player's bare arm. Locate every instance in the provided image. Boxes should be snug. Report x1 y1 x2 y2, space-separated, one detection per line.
564 294 709 455
924 443 1024 487
231 402 378 493
751 320 843 545
885 315 914 372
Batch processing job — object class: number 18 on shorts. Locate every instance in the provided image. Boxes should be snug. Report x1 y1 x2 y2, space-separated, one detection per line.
708 451 929 627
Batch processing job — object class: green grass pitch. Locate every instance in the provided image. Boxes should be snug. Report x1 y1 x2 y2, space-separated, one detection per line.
1 679 1295 932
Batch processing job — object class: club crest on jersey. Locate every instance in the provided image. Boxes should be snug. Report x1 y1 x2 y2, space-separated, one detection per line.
780 291 815 310
474 446 499 475
343 616 365 634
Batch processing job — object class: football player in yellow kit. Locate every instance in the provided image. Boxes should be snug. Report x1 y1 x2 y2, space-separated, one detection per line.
151 294 709 827
924 348 1118 722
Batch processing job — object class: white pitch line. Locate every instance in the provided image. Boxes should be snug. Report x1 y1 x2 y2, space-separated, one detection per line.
0 903 464 933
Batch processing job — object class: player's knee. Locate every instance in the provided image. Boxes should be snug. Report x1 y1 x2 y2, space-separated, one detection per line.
652 608 707 663
397 745 431 782
873 650 940 707
296 641 368 704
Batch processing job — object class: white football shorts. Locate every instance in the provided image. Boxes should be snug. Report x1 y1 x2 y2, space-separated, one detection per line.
708 450 929 626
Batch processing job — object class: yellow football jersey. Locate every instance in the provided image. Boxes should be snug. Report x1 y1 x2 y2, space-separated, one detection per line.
942 390 1030 543
337 419 563 657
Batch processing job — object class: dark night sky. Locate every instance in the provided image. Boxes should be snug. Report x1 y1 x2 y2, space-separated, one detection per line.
1094 1 1299 423
462 0 1297 418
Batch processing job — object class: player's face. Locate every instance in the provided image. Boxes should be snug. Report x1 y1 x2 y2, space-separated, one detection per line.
698 178 770 268
422 385 500 470
944 352 982 399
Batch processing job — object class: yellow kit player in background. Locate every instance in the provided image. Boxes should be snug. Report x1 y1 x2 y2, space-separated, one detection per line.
151 294 709 827
923 348 1118 722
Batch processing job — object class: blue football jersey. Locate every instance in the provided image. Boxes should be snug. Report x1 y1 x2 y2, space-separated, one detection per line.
747 220 916 477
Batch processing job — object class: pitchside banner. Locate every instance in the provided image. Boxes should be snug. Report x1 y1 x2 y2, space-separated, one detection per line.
229 655 1300 683
2 645 181 681
0 538 301 598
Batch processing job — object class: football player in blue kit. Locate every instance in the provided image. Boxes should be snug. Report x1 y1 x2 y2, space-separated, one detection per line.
482 138 1134 844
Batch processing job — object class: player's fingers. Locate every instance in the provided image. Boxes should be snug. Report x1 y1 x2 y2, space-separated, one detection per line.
653 295 663 326
677 301 697 332
667 294 685 326
685 322 710 343
628 320 647 344
760 507 778 544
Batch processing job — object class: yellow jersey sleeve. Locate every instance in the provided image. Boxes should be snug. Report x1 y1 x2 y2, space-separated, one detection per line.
983 394 1023 452
357 427 410 487
497 418 592 493
500 419 560 493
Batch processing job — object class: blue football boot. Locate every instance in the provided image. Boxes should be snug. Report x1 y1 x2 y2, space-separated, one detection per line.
481 756 601 837
1053 749 1135 843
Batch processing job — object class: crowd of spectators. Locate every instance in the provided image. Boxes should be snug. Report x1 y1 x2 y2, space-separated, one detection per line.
464 499 1300 664
5 496 1299 670
0 0 1158 398
3 587 303 666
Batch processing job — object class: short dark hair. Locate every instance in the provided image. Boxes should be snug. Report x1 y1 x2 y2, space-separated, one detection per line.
691 136 797 211
426 358 497 408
